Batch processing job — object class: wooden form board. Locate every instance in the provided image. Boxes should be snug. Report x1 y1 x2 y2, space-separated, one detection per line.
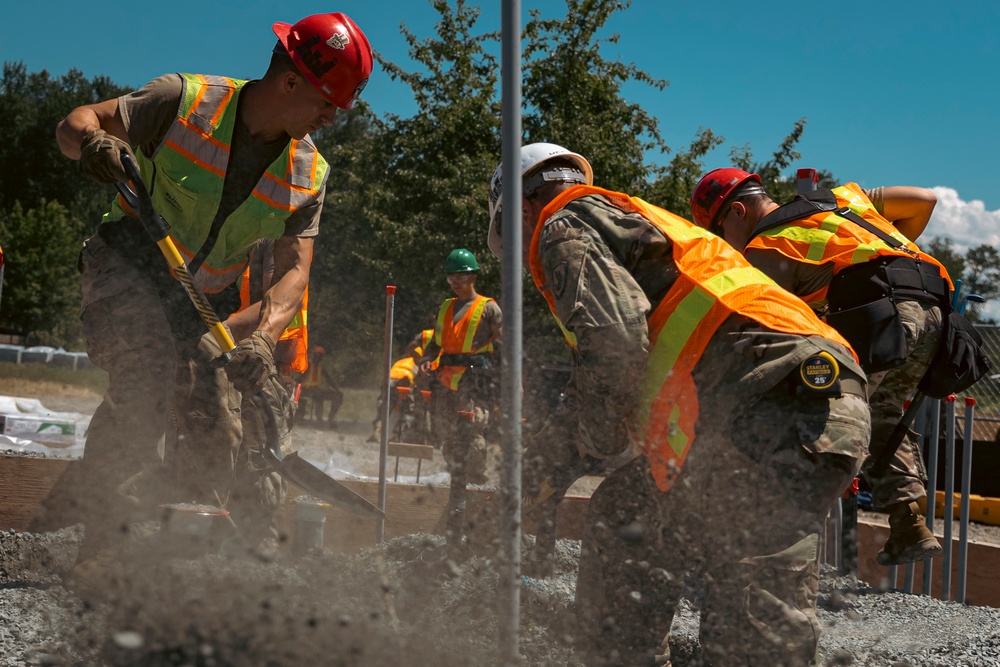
0 456 71 530
3 455 999 608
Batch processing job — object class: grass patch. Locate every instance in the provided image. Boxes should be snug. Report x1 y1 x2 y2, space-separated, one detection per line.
0 361 108 397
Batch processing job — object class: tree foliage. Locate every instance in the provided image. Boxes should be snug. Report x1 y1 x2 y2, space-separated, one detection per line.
0 200 86 346
0 62 130 230
0 0 825 370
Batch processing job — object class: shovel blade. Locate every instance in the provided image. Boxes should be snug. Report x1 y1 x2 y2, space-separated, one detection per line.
280 451 385 520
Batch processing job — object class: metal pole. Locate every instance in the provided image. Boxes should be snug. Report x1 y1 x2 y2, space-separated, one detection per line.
957 397 976 603
904 399 928 594
499 0 524 663
941 395 957 600
377 285 396 544
922 398 941 595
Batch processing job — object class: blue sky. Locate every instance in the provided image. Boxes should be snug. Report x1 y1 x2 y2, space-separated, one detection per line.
2 0 998 251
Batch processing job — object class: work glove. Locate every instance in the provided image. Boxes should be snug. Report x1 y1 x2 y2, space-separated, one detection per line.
225 330 276 394
79 129 136 184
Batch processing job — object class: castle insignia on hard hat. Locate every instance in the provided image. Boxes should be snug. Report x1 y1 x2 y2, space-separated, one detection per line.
327 32 351 50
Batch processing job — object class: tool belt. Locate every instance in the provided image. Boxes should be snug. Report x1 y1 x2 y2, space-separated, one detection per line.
97 216 242 340
825 256 948 374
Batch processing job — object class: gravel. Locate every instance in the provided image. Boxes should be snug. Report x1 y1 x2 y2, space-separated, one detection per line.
4 397 1000 666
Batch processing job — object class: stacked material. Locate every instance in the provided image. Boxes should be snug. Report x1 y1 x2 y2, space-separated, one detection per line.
0 396 89 458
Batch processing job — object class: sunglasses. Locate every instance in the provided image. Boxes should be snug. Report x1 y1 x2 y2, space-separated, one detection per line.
709 203 731 237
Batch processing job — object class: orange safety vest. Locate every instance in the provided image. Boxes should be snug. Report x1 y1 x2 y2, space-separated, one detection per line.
530 185 855 492
389 328 439 384
433 296 496 391
301 350 328 389
746 183 951 308
238 267 309 374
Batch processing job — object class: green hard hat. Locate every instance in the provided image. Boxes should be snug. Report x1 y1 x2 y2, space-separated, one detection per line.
444 248 480 273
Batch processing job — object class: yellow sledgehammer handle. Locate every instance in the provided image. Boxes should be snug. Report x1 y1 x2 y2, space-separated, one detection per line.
115 152 235 354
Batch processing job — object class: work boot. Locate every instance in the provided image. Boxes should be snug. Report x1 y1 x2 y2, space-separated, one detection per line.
876 500 943 566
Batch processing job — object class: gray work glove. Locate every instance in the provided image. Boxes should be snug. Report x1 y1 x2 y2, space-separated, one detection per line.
79 129 136 184
225 330 276 394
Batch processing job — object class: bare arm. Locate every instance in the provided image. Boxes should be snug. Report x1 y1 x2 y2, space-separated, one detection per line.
257 236 312 342
881 186 937 241
55 99 128 159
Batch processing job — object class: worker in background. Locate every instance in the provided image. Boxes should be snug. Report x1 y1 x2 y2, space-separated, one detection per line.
487 143 869 667
45 11 372 591
299 345 344 428
691 169 949 566
368 328 437 443
419 249 502 552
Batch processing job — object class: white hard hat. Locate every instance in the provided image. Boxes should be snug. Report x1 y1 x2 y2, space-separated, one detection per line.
487 143 593 257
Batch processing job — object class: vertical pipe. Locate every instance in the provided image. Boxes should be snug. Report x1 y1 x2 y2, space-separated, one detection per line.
499 0 524 664
377 286 396 544
922 399 941 595
831 499 842 571
957 397 976 603
904 399 927 595
887 565 898 591
941 395 957 600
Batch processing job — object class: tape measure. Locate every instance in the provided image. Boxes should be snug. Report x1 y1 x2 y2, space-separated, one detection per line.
798 350 841 395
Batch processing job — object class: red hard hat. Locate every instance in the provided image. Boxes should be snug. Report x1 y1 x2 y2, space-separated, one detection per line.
273 13 374 110
690 168 761 229
313 346 326 355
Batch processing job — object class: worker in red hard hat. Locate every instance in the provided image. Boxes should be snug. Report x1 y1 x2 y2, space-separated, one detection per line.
45 12 373 594
692 167 954 567
488 143 870 666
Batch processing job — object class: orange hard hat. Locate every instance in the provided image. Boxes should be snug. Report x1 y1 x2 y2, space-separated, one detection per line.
273 12 374 110
313 345 326 355
690 168 761 230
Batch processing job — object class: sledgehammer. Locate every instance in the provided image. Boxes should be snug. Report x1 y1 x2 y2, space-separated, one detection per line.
114 152 384 521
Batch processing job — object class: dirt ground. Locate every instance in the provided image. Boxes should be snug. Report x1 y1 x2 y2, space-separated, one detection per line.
3 386 1000 666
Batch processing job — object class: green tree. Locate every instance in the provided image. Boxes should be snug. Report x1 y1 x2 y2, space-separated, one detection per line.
961 244 1000 322
0 200 86 347
0 62 130 230
522 0 670 194
924 237 966 284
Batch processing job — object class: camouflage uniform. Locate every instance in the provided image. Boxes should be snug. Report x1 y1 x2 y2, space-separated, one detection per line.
748 246 944 510
424 299 501 541
862 300 942 507
534 195 870 667
35 74 318 557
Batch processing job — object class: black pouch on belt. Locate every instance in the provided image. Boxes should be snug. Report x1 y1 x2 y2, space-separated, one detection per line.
826 256 946 374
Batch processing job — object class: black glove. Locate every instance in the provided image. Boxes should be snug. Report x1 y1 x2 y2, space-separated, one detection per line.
225 330 276 393
79 129 136 184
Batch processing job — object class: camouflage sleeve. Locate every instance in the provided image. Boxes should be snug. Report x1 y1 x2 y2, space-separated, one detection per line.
536 210 651 459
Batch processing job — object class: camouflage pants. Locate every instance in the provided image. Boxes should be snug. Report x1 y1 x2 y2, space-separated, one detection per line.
432 380 489 541
37 236 281 557
862 300 943 509
575 333 869 667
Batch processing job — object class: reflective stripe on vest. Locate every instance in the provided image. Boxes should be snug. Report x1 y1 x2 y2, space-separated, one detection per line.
747 183 950 307
105 73 327 294
434 295 495 391
530 186 855 492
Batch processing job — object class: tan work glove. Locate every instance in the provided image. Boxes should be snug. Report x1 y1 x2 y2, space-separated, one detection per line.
79 129 136 184
225 330 276 393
